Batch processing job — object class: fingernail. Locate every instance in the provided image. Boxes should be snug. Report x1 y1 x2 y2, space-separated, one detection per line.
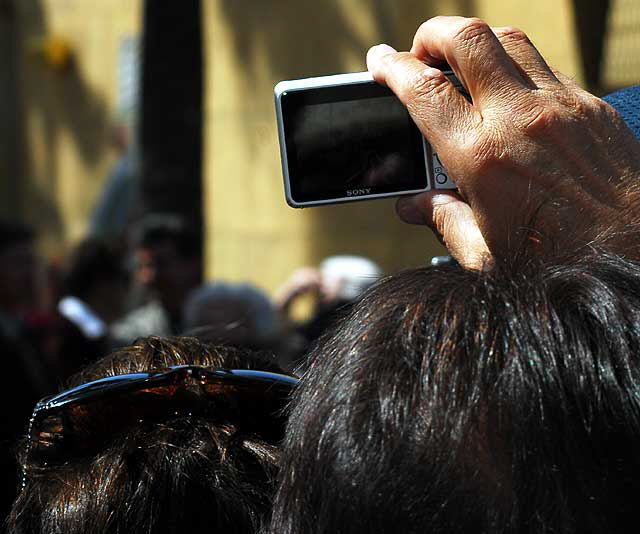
369 43 397 60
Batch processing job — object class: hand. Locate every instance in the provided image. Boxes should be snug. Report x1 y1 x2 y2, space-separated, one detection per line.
367 16 640 268
273 267 323 315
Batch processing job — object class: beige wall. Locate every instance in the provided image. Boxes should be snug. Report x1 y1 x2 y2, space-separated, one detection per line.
475 1 582 82
602 0 640 89
202 0 584 293
13 0 142 256
5 0 620 293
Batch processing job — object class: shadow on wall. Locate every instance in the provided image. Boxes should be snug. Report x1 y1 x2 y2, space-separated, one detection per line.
13 0 111 243
219 0 370 80
219 0 477 80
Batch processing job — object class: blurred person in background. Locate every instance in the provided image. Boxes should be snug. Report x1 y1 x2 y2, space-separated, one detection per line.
55 238 129 377
183 281 279 349
88 122 140 243
8 336 297 534
274 255 382 366
111 214 202 347
0 220 40 321
182 281 304 371
0 219 56 523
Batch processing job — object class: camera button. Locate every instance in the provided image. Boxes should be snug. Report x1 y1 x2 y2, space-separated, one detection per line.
431 151 457 189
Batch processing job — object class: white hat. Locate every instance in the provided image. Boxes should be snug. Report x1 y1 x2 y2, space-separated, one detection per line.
319 255 382 301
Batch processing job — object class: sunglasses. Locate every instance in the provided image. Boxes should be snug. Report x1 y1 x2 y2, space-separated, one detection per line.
23 366 299 488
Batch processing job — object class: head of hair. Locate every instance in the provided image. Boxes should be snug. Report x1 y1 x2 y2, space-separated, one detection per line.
270 254 640 534
182 282 277 349
132 213 202 260
61 239 128 301
9 336 290 534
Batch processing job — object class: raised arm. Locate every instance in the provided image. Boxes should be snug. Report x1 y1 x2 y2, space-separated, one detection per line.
367 16 640 268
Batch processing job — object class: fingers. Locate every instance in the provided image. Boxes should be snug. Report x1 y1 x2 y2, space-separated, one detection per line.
396 191 491 270
409 16 529 107
549 66 581 89
367 45 476 150
491 27 560 89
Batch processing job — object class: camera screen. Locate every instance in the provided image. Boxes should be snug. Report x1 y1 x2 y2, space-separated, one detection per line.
281 82 428 203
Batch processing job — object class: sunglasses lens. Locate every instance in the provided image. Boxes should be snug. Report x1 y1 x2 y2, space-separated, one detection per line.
28 370 295 466
30 384 178 463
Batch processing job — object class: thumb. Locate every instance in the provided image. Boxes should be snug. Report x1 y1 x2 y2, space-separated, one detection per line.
396 191 492 270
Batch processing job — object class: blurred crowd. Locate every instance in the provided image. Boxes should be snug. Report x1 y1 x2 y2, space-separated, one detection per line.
4 12 640 534
0 213 382 520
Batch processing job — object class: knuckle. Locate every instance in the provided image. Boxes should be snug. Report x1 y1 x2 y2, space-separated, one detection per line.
510 86 610 139
495 26 531 45
512 91 615 141
405 68 448 102
574 94 628 135
564 92 591 120
550 87 596 118
518 103 563 137
590 95 611 113
585 95 615 121
452 18 492 47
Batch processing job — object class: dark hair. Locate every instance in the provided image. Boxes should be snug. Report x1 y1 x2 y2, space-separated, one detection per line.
270 255 640 534
132 214 202 259
9 336 290 534
61 239 128 300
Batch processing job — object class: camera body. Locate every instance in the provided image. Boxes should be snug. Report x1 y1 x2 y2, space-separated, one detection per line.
274 71 460 208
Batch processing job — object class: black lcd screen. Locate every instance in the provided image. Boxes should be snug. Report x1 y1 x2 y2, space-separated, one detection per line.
281 82 428 203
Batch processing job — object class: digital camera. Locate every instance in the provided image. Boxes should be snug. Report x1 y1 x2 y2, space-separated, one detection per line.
275 70 465 208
